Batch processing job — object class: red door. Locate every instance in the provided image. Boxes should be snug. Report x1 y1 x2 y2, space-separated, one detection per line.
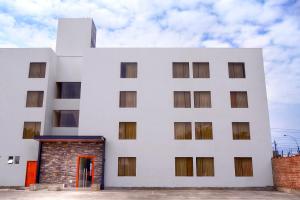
25 161 37 187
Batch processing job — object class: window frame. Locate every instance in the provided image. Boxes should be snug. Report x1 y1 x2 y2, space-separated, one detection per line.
194 91 212 108
26 91 44 107
230 91 248 108
193 62 210 78
174 91 191 108
120 62 138 78
56 82 81 99
232 122 250 140
196 157 214 176
175 157 193 176
234 157 253 177
23 122 41 139
173 62 189 78
174 122 192 140
119 91 137 108
53 110 80 127
118 157 136 176
228 62 246 78
28 62 46 78
119 122 137 139
195 122 213 140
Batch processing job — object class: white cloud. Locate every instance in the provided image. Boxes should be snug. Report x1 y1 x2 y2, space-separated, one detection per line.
0 0 299 105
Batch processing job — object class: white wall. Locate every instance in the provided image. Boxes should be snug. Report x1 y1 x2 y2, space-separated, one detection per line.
0 48 56 186
79 48 273 187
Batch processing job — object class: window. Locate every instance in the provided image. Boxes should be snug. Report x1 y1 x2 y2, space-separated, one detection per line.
232 122 250 140
196 157 214 176
174 122 192 140
195 122 213 139
8 156 14 164
175 157 193 176
194 91 211 108
193 62 210 78
14 156 20 164
53 110 79 127
118 157 136 176
234 157 253 176
28 62 46 78
26 91 44 107
119 122 136 139
56 82 81 99
173 62 189 78
119 91 137 107
120 62 137 78
23 122 41 139
174 91 191 108
230 91 248 108
228 62 245 78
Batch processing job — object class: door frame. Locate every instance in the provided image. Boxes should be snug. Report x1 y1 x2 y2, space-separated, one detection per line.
25 160 38 187
76 155 95 187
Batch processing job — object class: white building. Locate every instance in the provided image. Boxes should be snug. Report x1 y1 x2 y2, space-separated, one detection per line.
0 18 273 189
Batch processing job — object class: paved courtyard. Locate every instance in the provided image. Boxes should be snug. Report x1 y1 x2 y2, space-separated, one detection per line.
0 189 299 200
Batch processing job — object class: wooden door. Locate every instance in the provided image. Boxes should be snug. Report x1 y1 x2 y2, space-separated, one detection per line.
25 161 37 187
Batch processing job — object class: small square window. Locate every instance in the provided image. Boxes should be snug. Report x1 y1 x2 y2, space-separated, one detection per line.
174 122 192 139
174 91 191 108
173 62 189 78
26 91 44 107
119 91 137 108
230 91 248 108
228 62 245 78
193 62 210 78
23 122 41 139
8 156 14 164
120 63 137 78
194 91 211 108
29 62 46 78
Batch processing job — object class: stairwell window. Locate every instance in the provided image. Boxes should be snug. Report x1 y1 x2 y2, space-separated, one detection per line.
56 82 81 99
53 110 79 127
174 91 191 108
195 122 213 139
194 91 211 108
234 157 253 176
196 157 214 176
119 122 136 139
193 62 210 78
173 62 189 78
228 62 245 78
23 122 41 139
175 157 193 176
119 91 137 107
232 122 250 140
118 157 136 176
120 62 137 78
26 91 44 107
174 122 192 140
230 91 248 108
28 62 46 78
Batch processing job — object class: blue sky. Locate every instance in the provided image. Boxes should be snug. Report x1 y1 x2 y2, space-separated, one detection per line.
0 0 299 152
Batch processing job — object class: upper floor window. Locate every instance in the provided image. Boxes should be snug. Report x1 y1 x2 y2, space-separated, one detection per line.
195 122 213 139
56 82 81 99
230 91 248 108
175 157 193 176
193 62 210 78
26 91 44 107
173 62 189 78
119 122 136 139
228 62 245 78
174 91 191 108
119 91 137 107
29 62 46 78
174 122 192 140
53 110 79 127
196 157 214 176
118 157 136 176
234 157 253 176
121 62 137 78
194 91 211 108
23 122 41 139
232 122 250 140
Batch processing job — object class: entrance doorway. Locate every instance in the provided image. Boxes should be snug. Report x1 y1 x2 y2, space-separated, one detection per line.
25 161 37 187
76 156 95 187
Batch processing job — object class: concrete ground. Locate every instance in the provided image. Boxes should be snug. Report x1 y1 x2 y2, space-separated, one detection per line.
0 189 299 200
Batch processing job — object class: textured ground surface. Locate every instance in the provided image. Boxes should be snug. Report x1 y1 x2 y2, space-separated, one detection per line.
0 189 299 200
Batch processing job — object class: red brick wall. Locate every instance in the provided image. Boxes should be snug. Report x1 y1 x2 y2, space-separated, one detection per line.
39 141 104 188
272 155 300 189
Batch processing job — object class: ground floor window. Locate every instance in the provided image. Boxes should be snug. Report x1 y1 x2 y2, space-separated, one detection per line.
175 157 193 176
196 157 214 176
234 157 253 176
118 157 136 176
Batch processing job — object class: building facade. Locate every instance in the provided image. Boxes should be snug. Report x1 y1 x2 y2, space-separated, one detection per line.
0 18 273 189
